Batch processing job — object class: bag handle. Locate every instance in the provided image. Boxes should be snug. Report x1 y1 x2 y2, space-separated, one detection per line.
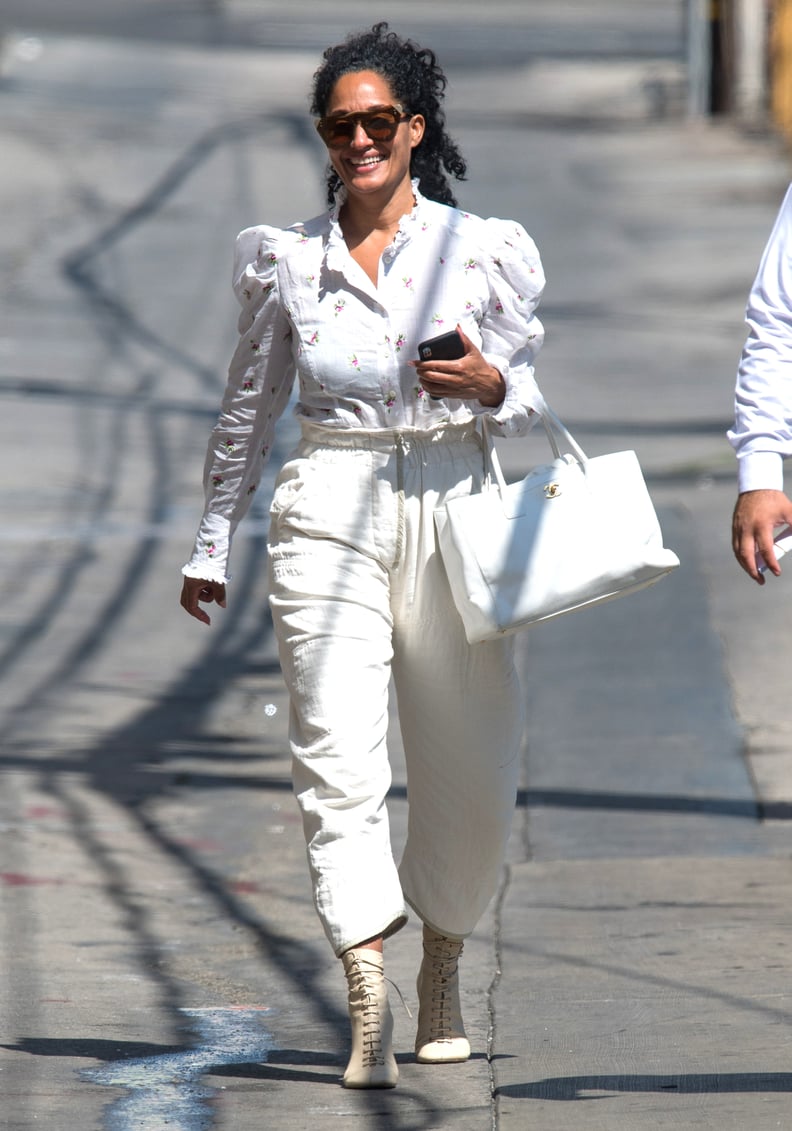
481 394 589 496
534 396 588 463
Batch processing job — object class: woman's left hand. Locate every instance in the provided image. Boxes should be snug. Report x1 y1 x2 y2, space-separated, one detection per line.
410 326 505 407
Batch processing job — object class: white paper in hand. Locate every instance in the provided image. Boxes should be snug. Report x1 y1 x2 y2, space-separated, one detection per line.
757 524 792 574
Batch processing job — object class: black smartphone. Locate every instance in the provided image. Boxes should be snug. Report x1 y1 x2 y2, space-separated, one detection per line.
417 329 465 362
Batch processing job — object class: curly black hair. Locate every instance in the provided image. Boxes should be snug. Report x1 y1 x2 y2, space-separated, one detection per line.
310 22 467 208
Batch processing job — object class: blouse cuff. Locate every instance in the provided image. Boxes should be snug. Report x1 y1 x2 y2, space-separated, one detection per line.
476 354 541 437
737 450 786 493
181 561 231 586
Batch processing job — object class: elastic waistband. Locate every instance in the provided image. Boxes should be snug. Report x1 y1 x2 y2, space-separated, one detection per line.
298 419 480 452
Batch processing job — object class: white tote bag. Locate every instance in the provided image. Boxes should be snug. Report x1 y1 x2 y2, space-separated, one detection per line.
435 402 680 644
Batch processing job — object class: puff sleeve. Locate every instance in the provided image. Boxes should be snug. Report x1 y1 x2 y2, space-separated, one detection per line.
477 218 546 437
182 226 296 584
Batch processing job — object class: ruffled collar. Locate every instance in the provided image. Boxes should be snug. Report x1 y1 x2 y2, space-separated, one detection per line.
326 178 425 267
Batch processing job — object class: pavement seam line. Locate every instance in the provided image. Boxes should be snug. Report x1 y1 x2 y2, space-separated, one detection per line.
486 859 512 1131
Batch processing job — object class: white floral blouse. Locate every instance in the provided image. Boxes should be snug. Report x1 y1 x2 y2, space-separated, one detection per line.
183 182 546 584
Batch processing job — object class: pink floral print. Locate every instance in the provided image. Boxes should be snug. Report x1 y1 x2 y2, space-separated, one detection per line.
182 188 545 583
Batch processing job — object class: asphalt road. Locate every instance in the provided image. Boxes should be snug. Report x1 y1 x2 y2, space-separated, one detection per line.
2 2 792 1129
2 0 685 62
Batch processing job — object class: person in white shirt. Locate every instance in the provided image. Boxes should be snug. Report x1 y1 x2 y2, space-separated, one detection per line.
730 183 792 581
180 22 545 1088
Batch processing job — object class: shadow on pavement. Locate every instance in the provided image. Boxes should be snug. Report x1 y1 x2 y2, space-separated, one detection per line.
498 1071 792 1100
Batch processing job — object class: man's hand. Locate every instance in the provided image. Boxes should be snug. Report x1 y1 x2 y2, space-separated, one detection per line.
180 577 227 624
732 488 792 583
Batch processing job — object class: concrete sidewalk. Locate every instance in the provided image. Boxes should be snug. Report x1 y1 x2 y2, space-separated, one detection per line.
2 7 792 1129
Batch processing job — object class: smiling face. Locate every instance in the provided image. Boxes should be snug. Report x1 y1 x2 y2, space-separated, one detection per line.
323 70 425 208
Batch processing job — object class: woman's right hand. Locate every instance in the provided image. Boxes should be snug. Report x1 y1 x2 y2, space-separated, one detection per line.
180 577 227 625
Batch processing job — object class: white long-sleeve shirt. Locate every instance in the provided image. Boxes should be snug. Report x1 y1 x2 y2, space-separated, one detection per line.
729 183 792 492
183 184 546 584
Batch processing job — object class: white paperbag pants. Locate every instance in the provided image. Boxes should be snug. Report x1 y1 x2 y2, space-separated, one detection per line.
267 420 524 956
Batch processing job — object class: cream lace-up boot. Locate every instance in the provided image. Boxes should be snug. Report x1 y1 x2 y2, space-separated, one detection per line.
341 947 398 1088
415 928 471 1063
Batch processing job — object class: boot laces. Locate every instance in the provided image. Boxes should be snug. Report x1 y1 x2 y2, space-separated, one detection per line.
424 936 463 1038
346 956 385 1067
346 955 410 1067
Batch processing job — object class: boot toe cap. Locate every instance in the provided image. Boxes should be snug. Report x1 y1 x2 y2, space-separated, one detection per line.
415 1035 471 1064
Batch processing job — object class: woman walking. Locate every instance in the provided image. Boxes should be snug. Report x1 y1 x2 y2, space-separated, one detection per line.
181 22 545 1088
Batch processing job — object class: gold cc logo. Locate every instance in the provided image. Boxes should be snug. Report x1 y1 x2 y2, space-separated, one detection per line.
543 482 561 499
